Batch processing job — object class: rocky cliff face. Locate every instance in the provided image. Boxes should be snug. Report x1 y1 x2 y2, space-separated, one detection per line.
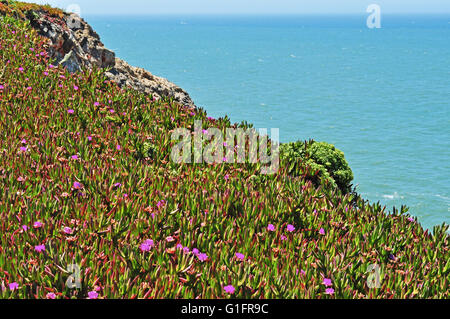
26 10 195 107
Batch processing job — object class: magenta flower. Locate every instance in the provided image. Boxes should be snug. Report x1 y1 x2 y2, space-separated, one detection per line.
0 84 4 90
113 183 122 188
67 109 75 114
18 67 24 72
74 85 79 91
49 64 55 69
176 244 183 250
224 285 235 294
87 136 93 141
319 228 325 235
287 224 295 232
46 292 56 299
33 221 43 229
19 146 28 152
35 244 46 253
88 291 98 299
280 235 287 241
267 224 275 232
63 227 73 234
94 102 100 107
325 288 335 295
9 282 19 291
116 144 121 151
407 217 415 223
323 278 332 287
43 71 48 76
21 139 27 144
139 239 154 252
197 253 208 262
71 155 79 160
235 253 245 261
156 200 166 208
183 247 190 254
22 225 29 232
73 181 82 189
192 248 200 255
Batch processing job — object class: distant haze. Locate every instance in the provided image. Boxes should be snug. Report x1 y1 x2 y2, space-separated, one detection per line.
30 0 450 15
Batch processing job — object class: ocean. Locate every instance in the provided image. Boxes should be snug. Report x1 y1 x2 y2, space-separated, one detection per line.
83 14 450 230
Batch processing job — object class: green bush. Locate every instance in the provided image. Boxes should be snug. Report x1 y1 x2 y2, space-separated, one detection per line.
280 140 354 193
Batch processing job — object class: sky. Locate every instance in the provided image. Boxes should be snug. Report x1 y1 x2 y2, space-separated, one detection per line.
30 0 450 15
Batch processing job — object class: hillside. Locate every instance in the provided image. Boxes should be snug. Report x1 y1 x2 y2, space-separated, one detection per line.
0 1 448 299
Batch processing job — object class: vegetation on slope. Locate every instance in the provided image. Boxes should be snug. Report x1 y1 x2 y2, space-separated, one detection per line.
0 7 448 299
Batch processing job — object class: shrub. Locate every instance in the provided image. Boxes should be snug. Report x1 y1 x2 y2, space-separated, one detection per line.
280 140 354 193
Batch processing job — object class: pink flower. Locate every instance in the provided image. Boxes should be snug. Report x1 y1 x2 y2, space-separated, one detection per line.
18 67 24 72
9 282 19 291
22 225 29 232
49 64 55 69
319 228 325 235
67 109 75 114
116 144 121 151
73 181 82 189
35 244 46 253
267 224 275 232
87 136 93 141
224 174 229 181
94 102 100 107
71 155 79 160
407 217 415 223
139 239 154 252
192 248 200 255
156 200 166 208
88 291 98 299
0 84 4 90
43 71 48 76
197 253 208 262
176 244 183 250
287 224 295 232
26 86 32 91
113 183 122 188
235 253 245 261
325 288 335 295
224 285 235 294
280 235 287 241
21 139 27 144
183 247 190 254
74 85 79 91
33 221 43 229
19 146 28 152
46 292 56 299
63 227 73 234
166 236 175 243
323 278 332 287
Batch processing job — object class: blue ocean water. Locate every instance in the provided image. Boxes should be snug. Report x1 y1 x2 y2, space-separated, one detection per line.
85 14 450 230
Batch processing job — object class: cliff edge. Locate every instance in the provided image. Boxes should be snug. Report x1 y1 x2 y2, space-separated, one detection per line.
6 5 196 107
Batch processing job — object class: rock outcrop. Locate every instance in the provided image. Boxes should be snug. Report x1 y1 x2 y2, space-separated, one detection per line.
26 10 195 107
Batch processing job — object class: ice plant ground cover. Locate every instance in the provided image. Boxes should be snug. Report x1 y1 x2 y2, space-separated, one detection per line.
0 5 449 299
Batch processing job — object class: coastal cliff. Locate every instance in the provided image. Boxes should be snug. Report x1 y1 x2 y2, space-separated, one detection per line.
0 1 448 300
0 2 195 107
